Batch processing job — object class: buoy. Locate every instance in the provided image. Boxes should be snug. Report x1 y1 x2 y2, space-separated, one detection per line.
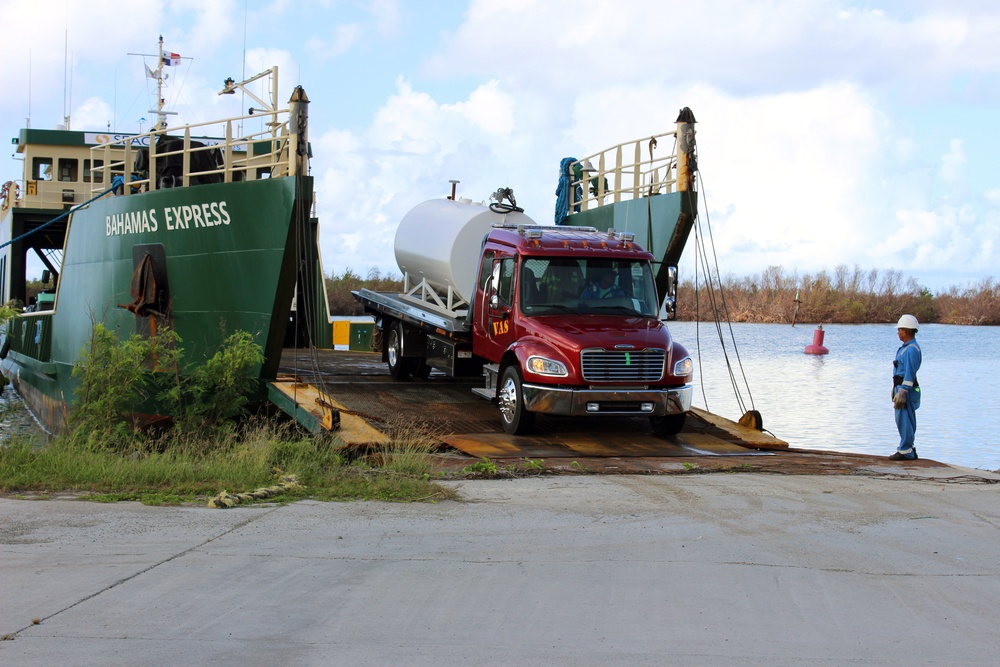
805 325 829 355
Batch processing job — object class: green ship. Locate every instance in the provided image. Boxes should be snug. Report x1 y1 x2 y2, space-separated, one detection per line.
0 52 331 434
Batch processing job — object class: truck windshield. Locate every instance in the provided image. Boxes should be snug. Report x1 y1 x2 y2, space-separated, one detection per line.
520 257 659 318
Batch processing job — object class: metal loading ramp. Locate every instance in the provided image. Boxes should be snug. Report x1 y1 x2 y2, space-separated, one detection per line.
441 429 765 460
267 378 388 445
276 350 787 457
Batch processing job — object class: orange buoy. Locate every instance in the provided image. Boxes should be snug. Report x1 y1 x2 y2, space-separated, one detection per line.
805 325 829 355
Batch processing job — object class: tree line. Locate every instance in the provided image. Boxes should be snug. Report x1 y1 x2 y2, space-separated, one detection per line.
674 265 1000 325
323 265 1000 326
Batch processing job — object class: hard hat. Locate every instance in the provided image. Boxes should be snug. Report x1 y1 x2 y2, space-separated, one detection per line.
896 314 919 329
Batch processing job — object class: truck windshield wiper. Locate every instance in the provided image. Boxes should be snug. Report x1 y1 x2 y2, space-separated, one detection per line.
589 305 638 315
533 303 574 313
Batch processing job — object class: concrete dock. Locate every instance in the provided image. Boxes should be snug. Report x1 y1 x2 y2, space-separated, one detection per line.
2 471 999 665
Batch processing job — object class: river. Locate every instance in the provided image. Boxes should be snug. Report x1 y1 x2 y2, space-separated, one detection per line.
669 321 1000 472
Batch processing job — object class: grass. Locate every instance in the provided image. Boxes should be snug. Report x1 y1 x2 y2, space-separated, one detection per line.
0 418 456 505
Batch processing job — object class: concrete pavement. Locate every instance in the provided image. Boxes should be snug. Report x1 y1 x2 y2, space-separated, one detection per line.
2 473 999 665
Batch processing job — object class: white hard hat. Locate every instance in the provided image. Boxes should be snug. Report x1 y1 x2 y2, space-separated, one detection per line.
896 314 919 329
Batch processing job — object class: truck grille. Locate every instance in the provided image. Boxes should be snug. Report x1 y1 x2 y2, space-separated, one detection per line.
581 348 666 382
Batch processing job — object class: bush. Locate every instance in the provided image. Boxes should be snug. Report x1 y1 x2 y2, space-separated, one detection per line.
70 324 266 449
326 267 403 316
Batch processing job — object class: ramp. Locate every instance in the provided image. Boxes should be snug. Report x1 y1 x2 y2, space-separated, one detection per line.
267 379 388 445
440 430 761 459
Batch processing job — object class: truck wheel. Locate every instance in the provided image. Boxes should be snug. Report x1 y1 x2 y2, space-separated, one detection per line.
386 323 411 379
498 365 535 435
650 413 686 437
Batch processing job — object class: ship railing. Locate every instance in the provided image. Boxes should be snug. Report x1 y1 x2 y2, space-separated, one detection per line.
1 177 92 213
566 129 683 215
91 107 301 197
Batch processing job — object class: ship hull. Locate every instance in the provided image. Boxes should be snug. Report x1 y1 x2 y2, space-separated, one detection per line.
2 176 313 434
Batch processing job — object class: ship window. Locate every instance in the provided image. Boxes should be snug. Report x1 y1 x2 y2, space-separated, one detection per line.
58 158 78 182
83 159 104 184
32 157 53 181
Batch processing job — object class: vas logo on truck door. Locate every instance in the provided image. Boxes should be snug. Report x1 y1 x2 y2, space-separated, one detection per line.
492 319 509 336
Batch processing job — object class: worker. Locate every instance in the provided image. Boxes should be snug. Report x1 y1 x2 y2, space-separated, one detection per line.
889 314 922 461
581 269 625 299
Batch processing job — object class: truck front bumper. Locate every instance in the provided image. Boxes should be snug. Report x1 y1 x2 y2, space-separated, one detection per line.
521 383 693 417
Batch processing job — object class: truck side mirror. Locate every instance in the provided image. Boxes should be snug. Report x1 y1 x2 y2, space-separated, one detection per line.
666 265 677 299
661 265 678 320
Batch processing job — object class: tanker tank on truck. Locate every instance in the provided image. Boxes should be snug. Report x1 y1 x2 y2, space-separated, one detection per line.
353 189 694 436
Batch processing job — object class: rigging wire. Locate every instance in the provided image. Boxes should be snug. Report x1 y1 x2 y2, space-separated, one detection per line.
0 184 116 252
687 169 756 418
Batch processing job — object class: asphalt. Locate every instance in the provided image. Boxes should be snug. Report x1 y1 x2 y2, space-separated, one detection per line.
2 471 999 666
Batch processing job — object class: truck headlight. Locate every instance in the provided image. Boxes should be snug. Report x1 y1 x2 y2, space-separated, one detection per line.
526 356 568 377
673 356 693 378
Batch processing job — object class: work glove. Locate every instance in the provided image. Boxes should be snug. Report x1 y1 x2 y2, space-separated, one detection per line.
893 388 907 409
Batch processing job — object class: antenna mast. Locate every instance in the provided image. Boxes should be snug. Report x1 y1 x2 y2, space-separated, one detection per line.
129 36 179 131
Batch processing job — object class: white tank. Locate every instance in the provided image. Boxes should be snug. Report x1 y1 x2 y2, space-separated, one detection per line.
394 198 536 304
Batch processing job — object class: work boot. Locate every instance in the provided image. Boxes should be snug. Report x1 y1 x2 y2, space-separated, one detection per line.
889 451 915 461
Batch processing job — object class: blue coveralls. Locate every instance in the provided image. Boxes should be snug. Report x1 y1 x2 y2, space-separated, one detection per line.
893 338 922 457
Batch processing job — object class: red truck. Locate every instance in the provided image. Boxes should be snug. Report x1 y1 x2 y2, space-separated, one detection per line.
355 111 699 435
353 196 693 436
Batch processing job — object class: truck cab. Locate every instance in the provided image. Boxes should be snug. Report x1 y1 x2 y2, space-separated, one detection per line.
471 224 693 434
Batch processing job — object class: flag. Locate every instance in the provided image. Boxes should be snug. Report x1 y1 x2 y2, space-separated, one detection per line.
162 52 181 66
145 64 158 79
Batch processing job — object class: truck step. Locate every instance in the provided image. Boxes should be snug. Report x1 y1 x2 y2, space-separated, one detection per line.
471 387 495 401
483 363 499 391
471 364 500 401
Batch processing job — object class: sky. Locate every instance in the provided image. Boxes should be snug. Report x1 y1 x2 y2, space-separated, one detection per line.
1 0 999 293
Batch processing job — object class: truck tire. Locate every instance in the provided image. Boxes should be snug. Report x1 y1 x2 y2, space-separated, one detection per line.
386 323 411 379
650 413 686 437
498 365 535 435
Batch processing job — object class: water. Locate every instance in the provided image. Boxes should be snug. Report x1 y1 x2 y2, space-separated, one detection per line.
669 321 1000 472
0 385 47 441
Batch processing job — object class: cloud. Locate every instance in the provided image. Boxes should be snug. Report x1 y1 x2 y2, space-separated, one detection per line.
313 78 524 274
428 0 1000 103
939 139 965 182
70 97 114 132
367 0 402 39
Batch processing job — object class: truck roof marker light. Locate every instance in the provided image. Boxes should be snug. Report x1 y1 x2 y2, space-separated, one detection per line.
563 240 569 247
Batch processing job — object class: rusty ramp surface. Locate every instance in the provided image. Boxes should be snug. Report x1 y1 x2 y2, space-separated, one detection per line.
279 349 787 458
441 430 761 459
